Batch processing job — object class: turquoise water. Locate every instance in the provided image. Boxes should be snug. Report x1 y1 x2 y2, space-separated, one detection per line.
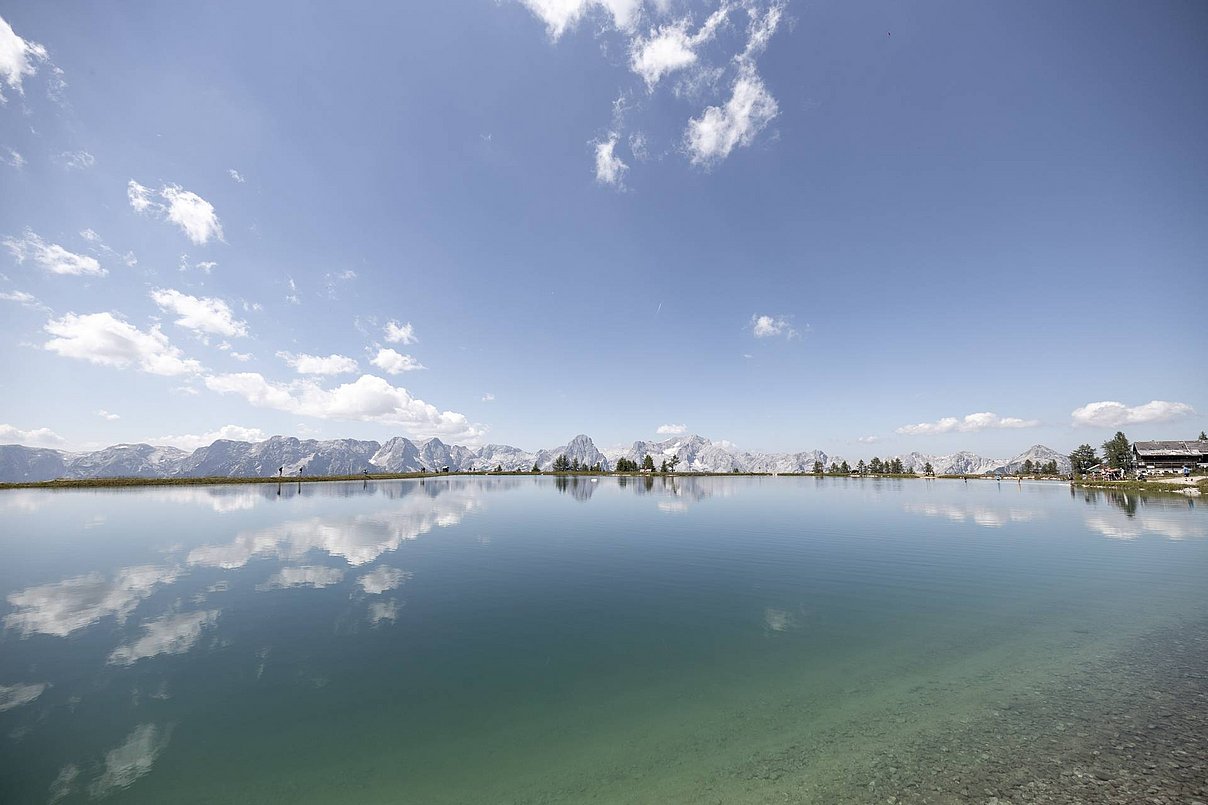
1 476 1206 803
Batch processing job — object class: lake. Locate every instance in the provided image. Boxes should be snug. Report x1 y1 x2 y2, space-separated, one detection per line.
2 476 1206 803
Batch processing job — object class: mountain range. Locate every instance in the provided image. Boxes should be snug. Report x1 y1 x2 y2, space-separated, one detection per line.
0 433 1072 483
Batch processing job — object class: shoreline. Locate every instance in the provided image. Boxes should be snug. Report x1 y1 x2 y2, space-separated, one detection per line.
0 471 1199 496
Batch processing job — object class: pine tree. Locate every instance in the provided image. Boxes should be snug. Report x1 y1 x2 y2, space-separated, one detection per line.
1022 458 1034 475
812 460 824 474
923 461 934 476
1102 431 1132 469
531 462 540 473
642 454 655 472
553 454 571 472
889 458 904 474
668 456 680 473
869 457 883 474
856 459 867 474
1069 444 1098 474
659 459 668 473
839 460 851 474
1199 431 1207 441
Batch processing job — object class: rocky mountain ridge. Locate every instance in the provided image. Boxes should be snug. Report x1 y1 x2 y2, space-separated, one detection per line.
0 433 1072 483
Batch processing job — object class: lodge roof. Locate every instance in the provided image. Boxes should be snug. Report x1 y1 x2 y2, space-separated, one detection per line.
1132 440 1208 457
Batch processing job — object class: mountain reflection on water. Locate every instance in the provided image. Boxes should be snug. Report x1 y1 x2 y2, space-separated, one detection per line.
0 476 1205 803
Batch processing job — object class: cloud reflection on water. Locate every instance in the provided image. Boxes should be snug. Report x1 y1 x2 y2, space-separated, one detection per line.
108 610 220 665
88 723 171 798
902 502 1043 529
4 565 181 637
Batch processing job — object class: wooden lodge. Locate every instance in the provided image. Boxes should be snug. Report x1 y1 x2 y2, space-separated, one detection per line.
1132 440 1208 471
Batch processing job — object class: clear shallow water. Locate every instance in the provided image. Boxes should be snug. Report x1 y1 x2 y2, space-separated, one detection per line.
1 476 1206 803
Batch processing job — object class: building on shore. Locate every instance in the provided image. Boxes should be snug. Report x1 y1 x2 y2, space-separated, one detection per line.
1132 440 1208 471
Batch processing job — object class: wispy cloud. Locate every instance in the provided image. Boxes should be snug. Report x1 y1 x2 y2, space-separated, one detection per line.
0 15 50 104
128 180 224 245
384 320 417 345
4 229 106 276
896 412 1040 436
228 168 246 183
593 133 628 186
60 150 95 170
750 313 796 339
276 351 359 375
151 289 248 338
1071 400 1195 428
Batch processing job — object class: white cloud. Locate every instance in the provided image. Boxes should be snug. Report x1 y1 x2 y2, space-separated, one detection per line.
4 565 181 637
152 424 268 451
481 392 496 402
277 351 359 375
358 566 411 594
656 423 687 435
628 131 648 160
228 168 245 183
0 288 49 311
108 610 220 665
593 133 629 186
60 150 95 170
629 5 730 90
151 289 248 338
195 260 217 273
203 372 486 442
1071 400 1196 428
750 313 796 339
258 565 345 590
857 435 879 444
2 146 23 168
128 180 224 244
383 320 417 344
285 276 300 304
229 351 253 362
79 228 138 267
685 63 778 166
89 724 171 799
0 424 66 447
3 229 106 276
518 0 643 40
44 311 203 376
97 409 120 421
370 347 425 375
0 15 49 103
895 412 1041 436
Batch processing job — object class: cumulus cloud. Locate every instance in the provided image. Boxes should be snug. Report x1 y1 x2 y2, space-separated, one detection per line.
44 311 203 376
656 423 687 435
0 423 66 447
203 372 485 442
277 351 359 375
369 348 425 375
593 133 629 186
152 424 267 451
383 320 417 344
750 313 796 339
128 180 224 245
481 392 496 402
1071 400 1196 428
685 63 778 166
97 409 120 421
228 168 245 183
108 610 220 665
518 0 643 40
0 15 49 103
3 229 106 276
151 289 248 338
895 412 1041 436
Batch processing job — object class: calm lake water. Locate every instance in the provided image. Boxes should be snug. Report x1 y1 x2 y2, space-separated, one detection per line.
2 476 1206 803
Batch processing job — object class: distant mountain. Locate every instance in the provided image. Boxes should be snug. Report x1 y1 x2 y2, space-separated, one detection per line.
0 432 1073 483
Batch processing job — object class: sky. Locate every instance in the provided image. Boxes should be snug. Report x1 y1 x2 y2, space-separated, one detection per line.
1 0 1205 458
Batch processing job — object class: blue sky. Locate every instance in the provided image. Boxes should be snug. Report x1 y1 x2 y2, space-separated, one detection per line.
1 1 1205 456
